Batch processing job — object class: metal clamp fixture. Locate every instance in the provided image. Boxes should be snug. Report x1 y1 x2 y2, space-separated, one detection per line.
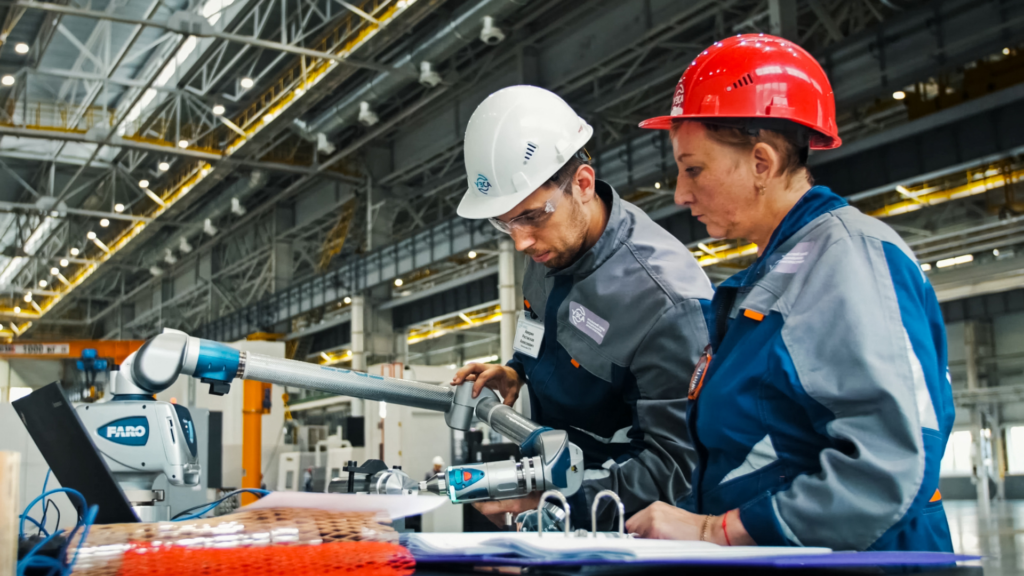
537 490 571 537
590 490 627 538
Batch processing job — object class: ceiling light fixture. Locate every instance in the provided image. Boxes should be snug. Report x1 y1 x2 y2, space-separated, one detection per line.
59 259 68 267
158 161 170 172
70 247 79 256
1 75 14 87
37 279 46 288
99 218 109 227
240 77 254 89
468 251 477 259
212 104 225 115
86 231 96 240
343 296 352 304
14 43 29 54
892 90 906 100
936 254 973 268
177 139 189 149
139 179 149 188
394 278 403 287
13 306 20 314
114 203 124 213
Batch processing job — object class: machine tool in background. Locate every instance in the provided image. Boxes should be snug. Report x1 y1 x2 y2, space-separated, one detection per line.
117 329 583 506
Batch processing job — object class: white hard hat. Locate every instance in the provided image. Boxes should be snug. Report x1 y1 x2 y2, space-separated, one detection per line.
458 85 593 219
432 456 445 466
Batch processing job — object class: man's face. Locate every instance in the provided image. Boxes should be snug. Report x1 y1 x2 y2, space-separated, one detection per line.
493 173 589 269
433 464 442 473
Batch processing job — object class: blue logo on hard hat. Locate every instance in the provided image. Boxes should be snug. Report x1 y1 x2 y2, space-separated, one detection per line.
475 174 492 194
99 416 149 446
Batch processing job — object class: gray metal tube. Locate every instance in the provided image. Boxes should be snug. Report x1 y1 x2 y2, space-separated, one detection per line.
475 395 542 444
308 0 530 136
241 352 453 412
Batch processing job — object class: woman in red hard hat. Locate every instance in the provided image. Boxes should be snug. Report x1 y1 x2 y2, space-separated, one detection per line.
625 34 955 553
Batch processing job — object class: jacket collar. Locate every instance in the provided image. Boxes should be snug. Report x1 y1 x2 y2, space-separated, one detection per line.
548 180 629 280
722 185 847 288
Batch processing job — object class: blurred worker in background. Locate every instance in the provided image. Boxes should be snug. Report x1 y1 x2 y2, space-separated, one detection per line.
451 86 714 530
426 456 445 481
626 34 954 552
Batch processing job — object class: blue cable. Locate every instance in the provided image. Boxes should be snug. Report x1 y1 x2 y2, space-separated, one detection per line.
16 525 65 576
21 515 48 536
19 488 87 538
173 489 270 521
37 469 51 533
63 504 98 574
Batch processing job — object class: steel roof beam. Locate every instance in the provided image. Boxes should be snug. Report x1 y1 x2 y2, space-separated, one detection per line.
15 1 407 76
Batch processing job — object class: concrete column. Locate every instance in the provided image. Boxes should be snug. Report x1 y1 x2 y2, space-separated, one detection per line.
768 0 798 41
352 295 366 371
994 422 1008 501
965 321 980 390
965 320 991 515
499 239 516 365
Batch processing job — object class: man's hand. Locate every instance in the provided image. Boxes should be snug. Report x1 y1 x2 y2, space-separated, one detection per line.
451 363 523 407
472 493 542 528
626 503 753 545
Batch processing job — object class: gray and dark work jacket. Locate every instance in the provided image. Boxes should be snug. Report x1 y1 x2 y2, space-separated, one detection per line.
507 180 714 529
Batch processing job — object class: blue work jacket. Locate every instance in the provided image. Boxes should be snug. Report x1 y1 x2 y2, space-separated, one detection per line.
683 186 955 552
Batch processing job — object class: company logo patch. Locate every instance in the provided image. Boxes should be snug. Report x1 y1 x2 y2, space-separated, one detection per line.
772 241 815 274
568 301 609 345
475 174 492 194
99 416 149 446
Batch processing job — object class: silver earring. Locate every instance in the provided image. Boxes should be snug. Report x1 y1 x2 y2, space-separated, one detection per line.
759 184 766 196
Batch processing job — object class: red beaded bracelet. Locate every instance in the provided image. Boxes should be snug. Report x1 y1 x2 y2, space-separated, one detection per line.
722 511 733 546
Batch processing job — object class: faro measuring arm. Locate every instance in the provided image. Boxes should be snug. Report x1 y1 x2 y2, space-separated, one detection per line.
120 330 584 504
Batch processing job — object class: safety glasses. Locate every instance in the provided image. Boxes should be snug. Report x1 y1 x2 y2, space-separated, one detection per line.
489 179 569 235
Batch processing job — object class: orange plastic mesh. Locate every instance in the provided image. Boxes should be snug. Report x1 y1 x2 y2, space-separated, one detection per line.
115 541 415 576
68 508 397 576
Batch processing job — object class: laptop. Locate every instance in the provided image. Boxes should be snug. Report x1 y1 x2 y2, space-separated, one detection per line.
13 382 138 524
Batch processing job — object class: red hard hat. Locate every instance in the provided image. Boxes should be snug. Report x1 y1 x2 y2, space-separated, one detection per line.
639 34 841 150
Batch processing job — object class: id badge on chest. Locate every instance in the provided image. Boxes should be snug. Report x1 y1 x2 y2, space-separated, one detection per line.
512 311 544 358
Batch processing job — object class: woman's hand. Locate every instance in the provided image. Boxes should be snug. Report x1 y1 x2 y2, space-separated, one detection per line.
626 502 708 540
626 503 754 546
451 363 523 406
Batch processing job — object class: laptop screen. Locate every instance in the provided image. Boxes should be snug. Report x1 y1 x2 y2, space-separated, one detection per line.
13 382 138 524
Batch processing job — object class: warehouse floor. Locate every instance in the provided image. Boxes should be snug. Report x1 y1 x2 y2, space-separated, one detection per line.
947 500 1024 574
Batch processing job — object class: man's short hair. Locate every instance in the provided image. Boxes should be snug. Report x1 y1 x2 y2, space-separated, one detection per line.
547 148 592 192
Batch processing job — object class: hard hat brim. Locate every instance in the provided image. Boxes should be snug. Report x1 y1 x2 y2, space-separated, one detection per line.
638 115 675 130
638 113 841 150
456 185 533 220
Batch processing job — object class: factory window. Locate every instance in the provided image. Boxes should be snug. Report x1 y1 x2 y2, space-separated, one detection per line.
7 386 31 402
1007 426 1024 474
940 430 974 476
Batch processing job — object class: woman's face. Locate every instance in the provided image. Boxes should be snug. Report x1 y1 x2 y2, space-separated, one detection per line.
670 122 757 240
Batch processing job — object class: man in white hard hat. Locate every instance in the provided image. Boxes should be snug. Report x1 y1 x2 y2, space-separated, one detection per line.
451 85 713 530
426 456 445 481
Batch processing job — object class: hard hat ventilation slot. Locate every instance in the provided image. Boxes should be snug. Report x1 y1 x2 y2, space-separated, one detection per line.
524 141 537 164
729 73 755 91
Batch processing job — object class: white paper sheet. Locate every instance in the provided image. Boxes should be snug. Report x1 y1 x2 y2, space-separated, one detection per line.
244 492 446 520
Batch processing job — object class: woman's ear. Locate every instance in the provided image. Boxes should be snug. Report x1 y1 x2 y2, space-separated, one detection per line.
751 142 776 185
